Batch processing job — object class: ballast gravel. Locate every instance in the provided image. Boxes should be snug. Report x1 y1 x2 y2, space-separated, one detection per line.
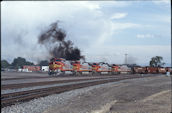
1 78 144 113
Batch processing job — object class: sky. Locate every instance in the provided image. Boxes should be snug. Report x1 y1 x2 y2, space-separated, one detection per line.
1 0 171 66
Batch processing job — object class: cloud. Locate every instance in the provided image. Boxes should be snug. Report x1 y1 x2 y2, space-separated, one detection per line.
152 0 171 5
136 34 162 39
78 1 100 10
160 16 171 23
110 13 128 19
152 0 171 9
112 22 141 30
83 45 170 66
137 34 154 38
94 22 142 46
2 1 134 50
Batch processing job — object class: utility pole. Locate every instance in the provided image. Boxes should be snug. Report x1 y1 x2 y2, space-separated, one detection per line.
125 54 128 65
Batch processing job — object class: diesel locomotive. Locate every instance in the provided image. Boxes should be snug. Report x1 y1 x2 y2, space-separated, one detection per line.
48 58 171 76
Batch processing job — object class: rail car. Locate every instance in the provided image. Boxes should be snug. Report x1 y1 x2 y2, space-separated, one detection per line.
111 64 120 74
48 58 73 75
119 65 132 74
133 67 147 74
146 67 158 74
132 66 172 74
72 61 92 75
48 58 171 76
91 62 111 75
165 67 172 73
158 67 166 74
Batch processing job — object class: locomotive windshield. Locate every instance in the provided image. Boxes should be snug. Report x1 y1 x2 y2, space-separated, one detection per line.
50 58 62 62
93 63 97 65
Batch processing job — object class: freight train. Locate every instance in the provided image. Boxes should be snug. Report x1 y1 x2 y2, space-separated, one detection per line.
48 58 171 76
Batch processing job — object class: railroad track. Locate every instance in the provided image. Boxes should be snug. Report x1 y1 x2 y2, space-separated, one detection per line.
1 75 136 90
1 76 53 81
1 74 140 81
1 76 122 90
1 74 117 81
1 75 151 108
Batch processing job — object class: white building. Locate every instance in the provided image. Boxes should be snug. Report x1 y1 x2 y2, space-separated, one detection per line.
18 68 22 72
41 66 49 72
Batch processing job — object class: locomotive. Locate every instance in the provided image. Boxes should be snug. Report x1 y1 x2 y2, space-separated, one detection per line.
48 58 171 76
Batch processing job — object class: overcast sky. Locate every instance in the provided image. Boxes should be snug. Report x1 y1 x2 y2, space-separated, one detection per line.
1 1 171 66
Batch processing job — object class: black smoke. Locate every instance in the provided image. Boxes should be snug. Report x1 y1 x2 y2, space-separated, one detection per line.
38 22 84 61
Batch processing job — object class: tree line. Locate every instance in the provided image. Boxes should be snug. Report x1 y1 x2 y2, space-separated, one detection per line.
1 57 49 69
1 56 165 69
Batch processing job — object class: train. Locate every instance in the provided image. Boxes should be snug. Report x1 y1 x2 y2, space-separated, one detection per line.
48 58 172 76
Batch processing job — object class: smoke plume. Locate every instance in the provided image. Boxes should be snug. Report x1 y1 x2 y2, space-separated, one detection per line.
38 22 84 61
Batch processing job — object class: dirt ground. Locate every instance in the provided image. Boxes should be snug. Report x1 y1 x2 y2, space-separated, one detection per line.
43 75 171 113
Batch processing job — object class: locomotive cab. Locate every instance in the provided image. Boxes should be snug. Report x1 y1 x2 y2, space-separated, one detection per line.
111 64 120 75
73 61 92 75
48 58 73 76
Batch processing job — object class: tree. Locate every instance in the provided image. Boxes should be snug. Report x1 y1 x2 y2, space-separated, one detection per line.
39 60 49 66
1 60 10 68
25 61 34 65
149 56 165 67
11 57 26 69
11 57 34 69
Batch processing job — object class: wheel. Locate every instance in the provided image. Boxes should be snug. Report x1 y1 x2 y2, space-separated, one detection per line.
55 69 63 76
73 71 81 76
108 72 112 75
79 72 82 75
145 70 148 74
72 71 76 75
48 71 51 76
48 70 54 76
92 71 97 75
76 72 81 76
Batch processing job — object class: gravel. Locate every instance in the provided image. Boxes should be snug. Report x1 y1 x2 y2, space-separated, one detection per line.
1 77 147 113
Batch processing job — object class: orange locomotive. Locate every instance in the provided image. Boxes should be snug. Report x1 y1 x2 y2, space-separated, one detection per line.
133 67 147 74
132 66 171 74
72 61 92 75
49 58 171 76
48 58 73 75
91 62 111 75
158 67 167 74
118 65 132 74
111 64 120 74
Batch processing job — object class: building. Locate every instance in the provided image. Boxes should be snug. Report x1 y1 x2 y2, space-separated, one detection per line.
41 66 49 72
23 65 41 72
